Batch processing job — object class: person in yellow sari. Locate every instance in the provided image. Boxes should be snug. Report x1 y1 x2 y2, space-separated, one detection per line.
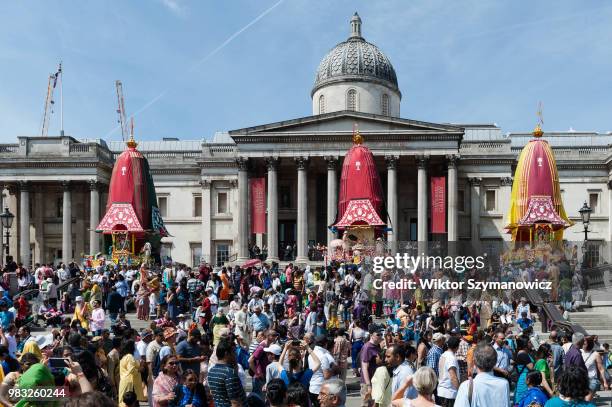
19 341 42 361
72 296 91 330
118 340 146 403
90 283 102 305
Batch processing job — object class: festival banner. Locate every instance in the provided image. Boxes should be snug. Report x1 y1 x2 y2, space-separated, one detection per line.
250 177 266 234
431 176 446 233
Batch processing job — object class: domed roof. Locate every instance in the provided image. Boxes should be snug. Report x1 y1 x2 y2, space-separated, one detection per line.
313 13 399 96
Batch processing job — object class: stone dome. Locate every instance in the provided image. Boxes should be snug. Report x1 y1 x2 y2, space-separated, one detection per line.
312 13 400 97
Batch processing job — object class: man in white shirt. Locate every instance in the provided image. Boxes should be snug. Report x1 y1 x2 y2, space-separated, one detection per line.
455 343 510 407
390 344 418 400
309 335 337 402
437 336 460 405
57 264 68 284
44 278 58 308
175 266 187 284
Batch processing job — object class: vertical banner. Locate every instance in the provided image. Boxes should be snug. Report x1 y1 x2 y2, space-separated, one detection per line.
250 177 267 234
431 176 446 233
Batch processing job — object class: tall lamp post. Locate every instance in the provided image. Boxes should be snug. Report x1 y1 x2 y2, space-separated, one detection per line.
0 207 14 265
579 201 592 272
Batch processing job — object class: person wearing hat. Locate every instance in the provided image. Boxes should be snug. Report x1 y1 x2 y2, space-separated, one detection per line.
158 327 178 361
263 343 283 390
425 332 446 376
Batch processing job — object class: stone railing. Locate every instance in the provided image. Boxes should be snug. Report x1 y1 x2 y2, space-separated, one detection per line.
116 151 201 161
461 141 510 154
0 144 19 154
204 143 236 157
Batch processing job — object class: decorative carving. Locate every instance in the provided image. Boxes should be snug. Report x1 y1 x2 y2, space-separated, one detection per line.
324 156 338 170
266 157 279 171
416 155 429 169
236 157 248 171
60 181 71 192
446 154 459 168
200 180 212 189
295 157 309 170
229 179 238 188
88 180 99 191
468 177 482 186
500 177 513 186
385 155 399 170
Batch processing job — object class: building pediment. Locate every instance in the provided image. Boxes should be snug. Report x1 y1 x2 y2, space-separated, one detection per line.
229 111 463 140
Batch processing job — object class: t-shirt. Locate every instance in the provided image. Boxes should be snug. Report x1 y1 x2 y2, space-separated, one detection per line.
534 358 550 381
308 346 334 395
280 368 314 388
208 363 247 407
359 341 381 384
265 361 283 384
176 340 202 375
544 397 595 407
437 350 459 399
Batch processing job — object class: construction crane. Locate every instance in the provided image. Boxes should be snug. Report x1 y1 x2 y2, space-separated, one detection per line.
40 62 63 137
115 80 128 141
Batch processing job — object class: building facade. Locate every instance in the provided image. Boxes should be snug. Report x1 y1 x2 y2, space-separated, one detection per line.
1 14 611 267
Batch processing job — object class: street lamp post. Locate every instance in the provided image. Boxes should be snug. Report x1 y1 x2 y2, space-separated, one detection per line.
579 201 592 271
0 208 14 265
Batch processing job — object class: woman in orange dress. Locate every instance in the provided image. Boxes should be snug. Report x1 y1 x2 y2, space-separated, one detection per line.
219 270 230 302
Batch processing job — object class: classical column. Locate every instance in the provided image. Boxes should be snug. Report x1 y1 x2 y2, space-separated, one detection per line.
62 181 72 264
34 191 44 263
386 155 399 253
201 180 212 263
89 181 100 255
295 157 309 263
469 177 482 251
19 181 30 267
447 155 459 243
417 156 429 253
608 181 612 263
237 158 249 262
0 192 3 265
325 156 338 249
266 158 279 262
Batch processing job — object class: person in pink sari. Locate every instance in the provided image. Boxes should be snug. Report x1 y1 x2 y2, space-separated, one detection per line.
152 355 180 407
136 281 151 321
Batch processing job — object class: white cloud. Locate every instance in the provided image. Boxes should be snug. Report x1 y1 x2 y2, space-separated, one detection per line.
158 0 187 17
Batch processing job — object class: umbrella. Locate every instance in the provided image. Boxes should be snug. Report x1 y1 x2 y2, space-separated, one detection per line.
242 258 262 268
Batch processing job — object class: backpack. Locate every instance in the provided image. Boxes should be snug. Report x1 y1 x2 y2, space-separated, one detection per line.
152 349 162 378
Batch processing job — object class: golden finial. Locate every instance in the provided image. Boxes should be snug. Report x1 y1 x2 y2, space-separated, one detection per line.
533 102 544 138
126 117 138 148
352 123 363 145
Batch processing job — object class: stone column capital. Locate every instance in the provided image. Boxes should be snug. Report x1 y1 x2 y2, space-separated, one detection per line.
60 181 71 192
236 157 249 171
468 177 482 186
500 177 513 186
17 181 30 192
416 155 429 169
229 179 238 188
446 154 460 168
324 156 338 170
200 180 212 189
266 157 279 171
88 180 100 191
295 156 309 170
385 155 399 170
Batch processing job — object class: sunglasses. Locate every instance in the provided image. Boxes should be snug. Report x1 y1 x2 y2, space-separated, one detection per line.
167 361 178 366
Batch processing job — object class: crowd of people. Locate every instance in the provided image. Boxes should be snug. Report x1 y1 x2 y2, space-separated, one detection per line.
0 247 608 407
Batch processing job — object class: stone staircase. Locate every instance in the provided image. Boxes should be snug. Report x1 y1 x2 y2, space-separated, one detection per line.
568 307 612 344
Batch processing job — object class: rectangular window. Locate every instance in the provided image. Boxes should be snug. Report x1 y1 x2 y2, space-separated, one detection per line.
57 197 63 218
216 243 230 267
158 196 168 217
280 186 291 209
485 190 496 212
457 190 465 212
585 242 601 267
160 243 172 264
217 192 228 214
190 244 202 268
194 196 202 217
589 192 599 214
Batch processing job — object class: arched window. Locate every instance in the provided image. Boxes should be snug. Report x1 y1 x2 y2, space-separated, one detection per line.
382 94 389 116
347 89 357 111
319 94 325 114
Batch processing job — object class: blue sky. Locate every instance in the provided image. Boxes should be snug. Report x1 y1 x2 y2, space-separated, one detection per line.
1 1 612 143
